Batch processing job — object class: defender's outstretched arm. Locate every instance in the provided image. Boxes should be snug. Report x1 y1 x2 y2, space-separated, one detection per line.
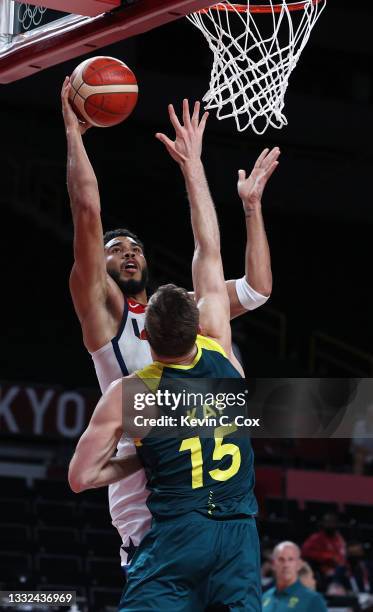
227 147 279 318
156 100 232 356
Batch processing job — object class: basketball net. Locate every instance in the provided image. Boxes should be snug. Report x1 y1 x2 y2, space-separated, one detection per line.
187 0 326 133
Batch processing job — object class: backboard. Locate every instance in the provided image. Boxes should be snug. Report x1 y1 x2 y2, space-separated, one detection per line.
0 0 217 83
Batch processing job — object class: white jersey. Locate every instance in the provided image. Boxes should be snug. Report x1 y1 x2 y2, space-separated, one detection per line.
90 297 153 565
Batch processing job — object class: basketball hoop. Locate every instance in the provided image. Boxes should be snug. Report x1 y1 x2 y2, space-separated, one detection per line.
187 0 326 133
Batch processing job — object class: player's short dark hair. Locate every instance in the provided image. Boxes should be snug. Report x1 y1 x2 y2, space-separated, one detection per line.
145 284 199 358
103 228 144 251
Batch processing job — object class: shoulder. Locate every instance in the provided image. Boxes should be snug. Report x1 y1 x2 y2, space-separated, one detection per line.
307 591 327 611
262 586 276 601
297 585 327 611
303 531 320 543
135 362 164 393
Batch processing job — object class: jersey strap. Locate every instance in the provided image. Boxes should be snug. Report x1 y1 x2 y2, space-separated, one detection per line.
111 298 129 376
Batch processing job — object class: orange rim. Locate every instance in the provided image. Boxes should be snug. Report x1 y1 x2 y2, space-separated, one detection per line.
199 0 322 14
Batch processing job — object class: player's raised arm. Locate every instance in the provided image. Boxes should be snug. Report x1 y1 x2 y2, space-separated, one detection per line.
61 77 108 327
227 147 279 318
156 99 231 356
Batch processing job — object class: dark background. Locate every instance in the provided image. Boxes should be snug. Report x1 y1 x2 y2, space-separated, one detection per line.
1 1 372 388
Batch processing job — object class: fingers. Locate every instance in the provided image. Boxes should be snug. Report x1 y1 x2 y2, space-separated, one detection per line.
168 100 208 133
263 146 281 168
80 121 93 135
198 110 209 133
61 76 69 95
155 132 187 164
255 146 280 169
168 104 184 135
191 101 200 128
182 98 192 129
238 169 246 182
61 77 69 105
264 160 279 180
254 148 269 168
155 132 174 149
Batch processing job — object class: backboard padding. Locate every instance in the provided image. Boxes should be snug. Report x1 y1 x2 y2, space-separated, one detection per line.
0 0 217 82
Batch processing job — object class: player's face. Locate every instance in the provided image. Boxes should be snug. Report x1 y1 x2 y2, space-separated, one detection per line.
273 546 301 584
105 237 148 295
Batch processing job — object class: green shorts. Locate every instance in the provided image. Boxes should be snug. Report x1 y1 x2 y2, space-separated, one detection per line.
119 512 261 612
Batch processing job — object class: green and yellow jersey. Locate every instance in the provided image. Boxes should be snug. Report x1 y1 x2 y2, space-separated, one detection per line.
135 335 257 519
262 581 328 611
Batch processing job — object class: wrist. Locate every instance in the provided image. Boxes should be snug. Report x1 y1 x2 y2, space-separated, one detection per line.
182 158 204 174
243 201 262 218
66 126 82 140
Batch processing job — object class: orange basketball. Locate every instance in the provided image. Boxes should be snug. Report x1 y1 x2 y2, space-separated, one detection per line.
69 56 138 128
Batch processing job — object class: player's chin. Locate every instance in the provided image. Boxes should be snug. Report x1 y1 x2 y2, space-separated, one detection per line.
121 270 140 281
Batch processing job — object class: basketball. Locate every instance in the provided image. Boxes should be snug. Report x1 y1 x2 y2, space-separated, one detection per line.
69 56 138 128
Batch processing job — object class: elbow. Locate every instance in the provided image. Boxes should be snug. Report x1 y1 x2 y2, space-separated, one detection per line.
250 278 272 298
194 243 221 260
261 282 272 298
68 464 92 494
71 185 100 215
72 197 99 218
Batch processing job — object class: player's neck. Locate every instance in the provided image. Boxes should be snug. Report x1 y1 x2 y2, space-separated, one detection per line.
154 344 198 366
276 577 297 592
127 289 147 306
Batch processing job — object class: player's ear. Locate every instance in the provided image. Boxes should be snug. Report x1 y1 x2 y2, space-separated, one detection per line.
197 325 202 335
141 328 149 341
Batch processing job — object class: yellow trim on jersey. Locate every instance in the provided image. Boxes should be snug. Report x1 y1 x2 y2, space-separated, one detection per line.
136 361 164 392
136 336 227 384
196 335 227 358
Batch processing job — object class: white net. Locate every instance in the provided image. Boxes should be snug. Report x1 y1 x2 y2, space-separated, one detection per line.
187 0 326 133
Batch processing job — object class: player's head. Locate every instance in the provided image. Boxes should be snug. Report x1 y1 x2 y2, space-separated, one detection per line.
320 513 338 536
104 229 148 296
298 561 316 591
144 284 199 359
272 541 302 587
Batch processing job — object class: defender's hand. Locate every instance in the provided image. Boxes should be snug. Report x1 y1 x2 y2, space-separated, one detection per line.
155 99 209 167
61 76 92 136
238 147 280 213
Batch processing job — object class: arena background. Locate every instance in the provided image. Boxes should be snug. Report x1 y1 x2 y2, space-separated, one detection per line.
1 1 373 610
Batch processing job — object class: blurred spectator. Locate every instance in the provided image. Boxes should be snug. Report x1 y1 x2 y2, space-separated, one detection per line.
302 513 346 578
262 541 327 611
351 404 373 475
327 582 348 596
299 561 317 591
326 582 354 612
335 541 373 594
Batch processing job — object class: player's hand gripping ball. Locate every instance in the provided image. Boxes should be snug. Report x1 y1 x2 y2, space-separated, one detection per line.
69 56 138 127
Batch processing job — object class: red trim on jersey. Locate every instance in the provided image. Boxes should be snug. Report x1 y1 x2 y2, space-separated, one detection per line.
126 297 147 314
